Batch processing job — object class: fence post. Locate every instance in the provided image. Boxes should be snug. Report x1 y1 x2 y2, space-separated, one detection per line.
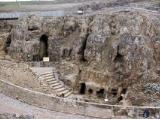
111 106 115 118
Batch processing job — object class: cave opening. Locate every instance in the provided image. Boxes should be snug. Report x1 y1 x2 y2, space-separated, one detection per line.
78 39 87 61
111 88 118 96
114 53 123 62
77 33 89 62
79 83 86 94
121 88 127 94
62 49 67 58
114 45 123 62
4 34 11 53
96 88 105 98
88 88 93 94
39 34 48 60
117 96 123 102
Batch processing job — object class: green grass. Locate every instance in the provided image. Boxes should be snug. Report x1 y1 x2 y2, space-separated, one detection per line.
0 0 89 11
0 2 18 6
0 2 19 10
0 0 88 6
0 1 67 10
0 1 73 6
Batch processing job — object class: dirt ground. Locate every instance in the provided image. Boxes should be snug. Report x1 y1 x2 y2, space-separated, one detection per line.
0 93 93 119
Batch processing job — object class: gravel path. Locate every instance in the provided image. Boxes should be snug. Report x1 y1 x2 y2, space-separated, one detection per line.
0 93 93 119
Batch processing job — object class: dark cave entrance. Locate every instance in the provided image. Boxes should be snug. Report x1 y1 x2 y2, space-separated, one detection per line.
88 88 93 94
117 96 123 102
4 34 11 53
78 39 87 62
114 45 123 62
79 83 86 94
114 53 123 62
111 88 118 96
39 34 48 60
77 33 89 62
96 89 105 98
121 88 127 94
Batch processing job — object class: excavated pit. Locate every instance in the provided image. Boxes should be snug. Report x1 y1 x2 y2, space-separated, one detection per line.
0 0 160 108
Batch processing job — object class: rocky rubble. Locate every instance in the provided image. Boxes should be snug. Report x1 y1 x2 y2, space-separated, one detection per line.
0 113 34 119
0 20 13 58
0 60 44 93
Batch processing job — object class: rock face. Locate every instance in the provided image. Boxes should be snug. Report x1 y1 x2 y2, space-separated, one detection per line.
0 20 13 57
5 7 160 105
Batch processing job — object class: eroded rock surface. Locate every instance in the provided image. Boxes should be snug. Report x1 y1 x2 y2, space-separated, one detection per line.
0 113 34 119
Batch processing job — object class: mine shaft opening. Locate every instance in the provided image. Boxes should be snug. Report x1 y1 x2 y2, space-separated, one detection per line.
96 89 105 98
39 34 48 60
79 83 86 94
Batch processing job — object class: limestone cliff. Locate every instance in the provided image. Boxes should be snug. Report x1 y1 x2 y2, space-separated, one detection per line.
4 8 160 105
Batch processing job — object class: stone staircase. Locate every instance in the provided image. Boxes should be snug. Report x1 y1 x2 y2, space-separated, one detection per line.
31 67 72 97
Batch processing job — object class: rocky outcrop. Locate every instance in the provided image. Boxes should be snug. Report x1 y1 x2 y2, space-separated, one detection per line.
0 20 13 57
5 6 160 105
0 113 34 119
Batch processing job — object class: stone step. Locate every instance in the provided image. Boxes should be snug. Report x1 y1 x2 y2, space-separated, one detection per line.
41 73 53 76
58 89 70 95
45 78 55 82
31 67 72 97
41 74 54 77
40 71 53 76
50 82 61 87
55 89 71 97
57 89 72 97
40 73 53 77
53 86 65 92
43 75 54 79
64 91 72 97
52 84 64 89
47 80 58 84
39 75 54 80
45 77 56 81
